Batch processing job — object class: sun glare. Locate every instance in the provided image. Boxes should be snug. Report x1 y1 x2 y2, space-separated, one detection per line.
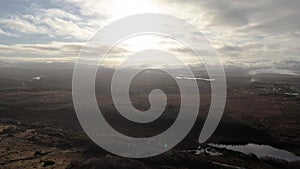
109 0 161 19
123 35 166 52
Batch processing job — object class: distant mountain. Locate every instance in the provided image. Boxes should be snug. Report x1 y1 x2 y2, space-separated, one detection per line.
0 61 8 67
11 62 75 70
0 61 19 68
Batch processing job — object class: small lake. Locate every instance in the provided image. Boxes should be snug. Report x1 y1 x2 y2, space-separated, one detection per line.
209 143 300 162
175 76 215 82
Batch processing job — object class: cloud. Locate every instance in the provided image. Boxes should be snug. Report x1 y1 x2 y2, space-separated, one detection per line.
248 68 297 75
0 0 299 72
0 42 83 57
176 0 300 34
0 6 95 39
0 41 131 65
0 15 49 35
0 28 11 36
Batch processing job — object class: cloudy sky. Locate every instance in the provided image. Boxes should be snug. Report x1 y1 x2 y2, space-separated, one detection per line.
0 0 299 74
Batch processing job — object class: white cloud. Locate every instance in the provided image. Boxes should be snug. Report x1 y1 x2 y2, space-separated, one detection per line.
0 7 95 39
0 42 84 57
0 41 132 66
0 0 299 72
0 28 11 36
0 15 49 35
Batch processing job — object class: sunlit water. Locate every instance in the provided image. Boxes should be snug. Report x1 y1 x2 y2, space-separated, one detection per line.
209 143 300 162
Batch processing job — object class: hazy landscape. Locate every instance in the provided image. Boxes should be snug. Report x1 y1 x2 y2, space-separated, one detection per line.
0 62 299 168
1 0 300 168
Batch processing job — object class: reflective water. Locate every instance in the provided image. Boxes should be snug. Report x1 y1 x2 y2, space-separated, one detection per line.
209 143 300 162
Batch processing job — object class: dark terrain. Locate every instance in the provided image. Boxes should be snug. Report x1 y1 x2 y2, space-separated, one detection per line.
0 63 299 168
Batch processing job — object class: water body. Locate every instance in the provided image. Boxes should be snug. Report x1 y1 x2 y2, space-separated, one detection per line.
209 143 300 162
32 76 42 81
175 76 215 82
183 146 223 156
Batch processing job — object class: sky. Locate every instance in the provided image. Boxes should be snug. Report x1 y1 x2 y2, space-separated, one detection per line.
0 0 299 74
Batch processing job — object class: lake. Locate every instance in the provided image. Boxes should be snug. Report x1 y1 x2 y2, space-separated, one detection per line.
209 143 300 162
